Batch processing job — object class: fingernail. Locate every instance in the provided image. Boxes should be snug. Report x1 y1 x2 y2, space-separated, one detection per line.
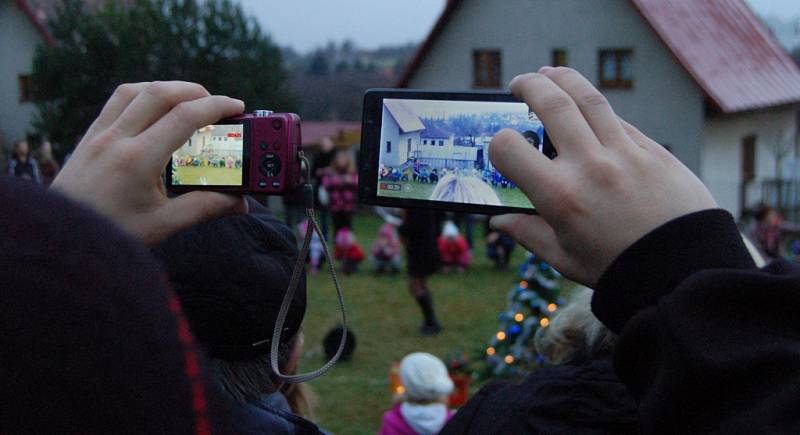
538 66 554 75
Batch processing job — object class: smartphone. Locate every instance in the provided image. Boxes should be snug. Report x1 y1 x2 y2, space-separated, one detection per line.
359 89 556 215
165 111 303 194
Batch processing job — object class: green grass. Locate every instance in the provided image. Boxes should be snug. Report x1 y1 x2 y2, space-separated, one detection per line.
298 213 532 434
173 165 242 186
377 180 534 209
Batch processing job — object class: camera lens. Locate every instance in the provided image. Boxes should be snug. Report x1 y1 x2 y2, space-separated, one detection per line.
272 119 283 130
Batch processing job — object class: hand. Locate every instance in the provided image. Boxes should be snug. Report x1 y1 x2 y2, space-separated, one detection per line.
490 67 716 286
52 81 248 245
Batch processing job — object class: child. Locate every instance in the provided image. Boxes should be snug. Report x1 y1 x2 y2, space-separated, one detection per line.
437 221 471 272
400 209 442 335
372 223 402 273
298 219 324 274
322 149 358 235
485 219 515 269
380 352 455 435
334 228 364 275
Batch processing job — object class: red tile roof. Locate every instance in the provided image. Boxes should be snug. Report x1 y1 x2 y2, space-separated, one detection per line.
301 121 361 146
399 0 800 114
15 0 55 46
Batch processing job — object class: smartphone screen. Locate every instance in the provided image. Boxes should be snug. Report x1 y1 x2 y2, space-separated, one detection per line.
361 91 553 214
170 124 245 186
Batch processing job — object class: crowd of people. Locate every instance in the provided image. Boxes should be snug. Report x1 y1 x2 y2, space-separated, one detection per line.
4 67 800 435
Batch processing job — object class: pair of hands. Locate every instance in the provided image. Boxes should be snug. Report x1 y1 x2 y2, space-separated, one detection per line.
52 68 716 286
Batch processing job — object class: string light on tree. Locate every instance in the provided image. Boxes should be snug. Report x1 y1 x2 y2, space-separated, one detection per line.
476 252 566 380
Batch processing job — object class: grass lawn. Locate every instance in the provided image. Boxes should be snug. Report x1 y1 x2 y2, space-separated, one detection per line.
173 165 242 185
377 179 534 209
298 212 534 434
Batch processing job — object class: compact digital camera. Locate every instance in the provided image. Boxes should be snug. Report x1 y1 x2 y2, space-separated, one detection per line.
166 110 303 194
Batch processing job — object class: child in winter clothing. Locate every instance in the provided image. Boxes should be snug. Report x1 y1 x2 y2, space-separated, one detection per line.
334 228 364 275
298 219 324 274
321 150 358 235
372 223 402 273
437 221 471 272
380 353 455 435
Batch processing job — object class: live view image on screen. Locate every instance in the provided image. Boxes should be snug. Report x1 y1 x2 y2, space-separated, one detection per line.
171 124 244 186
377 99 544 209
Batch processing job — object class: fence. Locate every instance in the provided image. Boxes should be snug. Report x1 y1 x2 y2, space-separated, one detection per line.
762 179 800 224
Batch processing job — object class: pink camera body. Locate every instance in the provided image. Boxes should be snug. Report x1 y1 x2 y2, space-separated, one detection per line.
166 110 303 195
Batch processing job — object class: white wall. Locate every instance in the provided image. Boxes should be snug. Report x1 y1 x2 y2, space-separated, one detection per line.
702 106 799 216
406 0 706 175
0 0 43 150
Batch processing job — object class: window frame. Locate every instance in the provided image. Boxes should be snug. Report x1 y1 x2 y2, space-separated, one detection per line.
598 49 634 89
472 49 502 88
386 141 392 154
551 48 568 67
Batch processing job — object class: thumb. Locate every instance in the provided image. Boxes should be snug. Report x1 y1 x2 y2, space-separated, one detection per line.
491 213 563 264
147 192 248 244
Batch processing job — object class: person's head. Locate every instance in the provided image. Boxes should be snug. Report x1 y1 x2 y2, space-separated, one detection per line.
754 203 780 226
534 287 616 365
430 174 501 206
152 198 307 404
442 221 460 240
320 136 334 152
38 140 54 161
13 140 29 159
336 227 355 248
377 223 397 242
399 352 454 404
332 149 354 173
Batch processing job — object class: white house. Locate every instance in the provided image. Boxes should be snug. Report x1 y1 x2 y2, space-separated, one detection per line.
0 0 55 151
398 0 800 218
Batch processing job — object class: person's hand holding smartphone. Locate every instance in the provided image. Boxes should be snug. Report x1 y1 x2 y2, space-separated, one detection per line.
52 81 248 245
489 67 717 286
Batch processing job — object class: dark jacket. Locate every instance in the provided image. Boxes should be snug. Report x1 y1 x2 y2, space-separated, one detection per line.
399 208 441 278
592 209 800 433
239 393 324 435
441 358 638 434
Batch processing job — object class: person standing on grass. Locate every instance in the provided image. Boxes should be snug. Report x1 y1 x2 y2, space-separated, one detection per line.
313 137 337 240
8 140 42 185
399 208 443 335
322 148 359 235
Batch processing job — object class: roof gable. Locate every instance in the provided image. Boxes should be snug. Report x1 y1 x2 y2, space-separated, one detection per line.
400 0 800 113
384 100 426 133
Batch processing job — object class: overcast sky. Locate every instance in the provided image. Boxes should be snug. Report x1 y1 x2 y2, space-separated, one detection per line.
237 0 800 53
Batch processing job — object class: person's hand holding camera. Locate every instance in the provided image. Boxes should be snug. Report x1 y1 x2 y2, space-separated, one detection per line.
490 67 716 286
52 81 247 245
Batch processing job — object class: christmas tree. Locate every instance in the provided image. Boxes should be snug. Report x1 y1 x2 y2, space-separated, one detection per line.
478 252 565 379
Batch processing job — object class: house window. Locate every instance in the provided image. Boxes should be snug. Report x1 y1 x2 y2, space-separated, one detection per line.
473 50 501 88
407 138 411 148
386 141 392 154
439 140 444 146
18 75 33 102
742 135 756 183
552 49 567 67
423 139 427 145
598 49 633 89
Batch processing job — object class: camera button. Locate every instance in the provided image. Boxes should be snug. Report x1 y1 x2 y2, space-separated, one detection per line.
272 180 281 189
258 180 268 188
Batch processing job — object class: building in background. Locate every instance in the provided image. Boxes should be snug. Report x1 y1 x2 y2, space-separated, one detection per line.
0 0 55 151
399 0 800 219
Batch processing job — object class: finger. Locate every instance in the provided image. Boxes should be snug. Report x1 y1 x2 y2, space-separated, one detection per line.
138 95 245 169
542 67 629 147
112 81 211 137
618 117 660 151
489 129 557 205
145 192 248 245
509 72 601 156
490 214 564 262
83 82 150 142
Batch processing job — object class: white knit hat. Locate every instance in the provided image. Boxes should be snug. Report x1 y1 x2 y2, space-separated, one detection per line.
399 352 454 401
442 221 459 239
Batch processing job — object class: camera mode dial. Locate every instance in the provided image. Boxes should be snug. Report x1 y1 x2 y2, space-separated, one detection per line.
260 153 282 178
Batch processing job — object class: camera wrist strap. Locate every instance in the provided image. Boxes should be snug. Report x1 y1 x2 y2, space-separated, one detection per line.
268 152 348 383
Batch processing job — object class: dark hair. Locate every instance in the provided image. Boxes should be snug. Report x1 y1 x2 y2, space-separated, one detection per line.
754 203 774 222
208 334 298 404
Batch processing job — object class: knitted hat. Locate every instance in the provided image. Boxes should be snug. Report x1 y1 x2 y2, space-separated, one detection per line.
400 353 454 401
442 221 459 238
152 197 306 360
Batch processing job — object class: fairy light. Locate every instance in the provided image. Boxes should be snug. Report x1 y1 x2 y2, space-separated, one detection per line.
486 347 496 356
514 313 524 322
519 281 528 289
396 386 406 395
504 355 514 364
496 331 507 340
540 317 550 327
547 303 557 312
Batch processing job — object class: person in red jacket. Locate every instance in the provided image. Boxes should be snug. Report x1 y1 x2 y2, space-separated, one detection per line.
437 221 472 272
334 227 365 275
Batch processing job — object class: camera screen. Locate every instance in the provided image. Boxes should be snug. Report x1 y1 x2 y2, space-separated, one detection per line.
171 124 244 186
377 99 543 210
